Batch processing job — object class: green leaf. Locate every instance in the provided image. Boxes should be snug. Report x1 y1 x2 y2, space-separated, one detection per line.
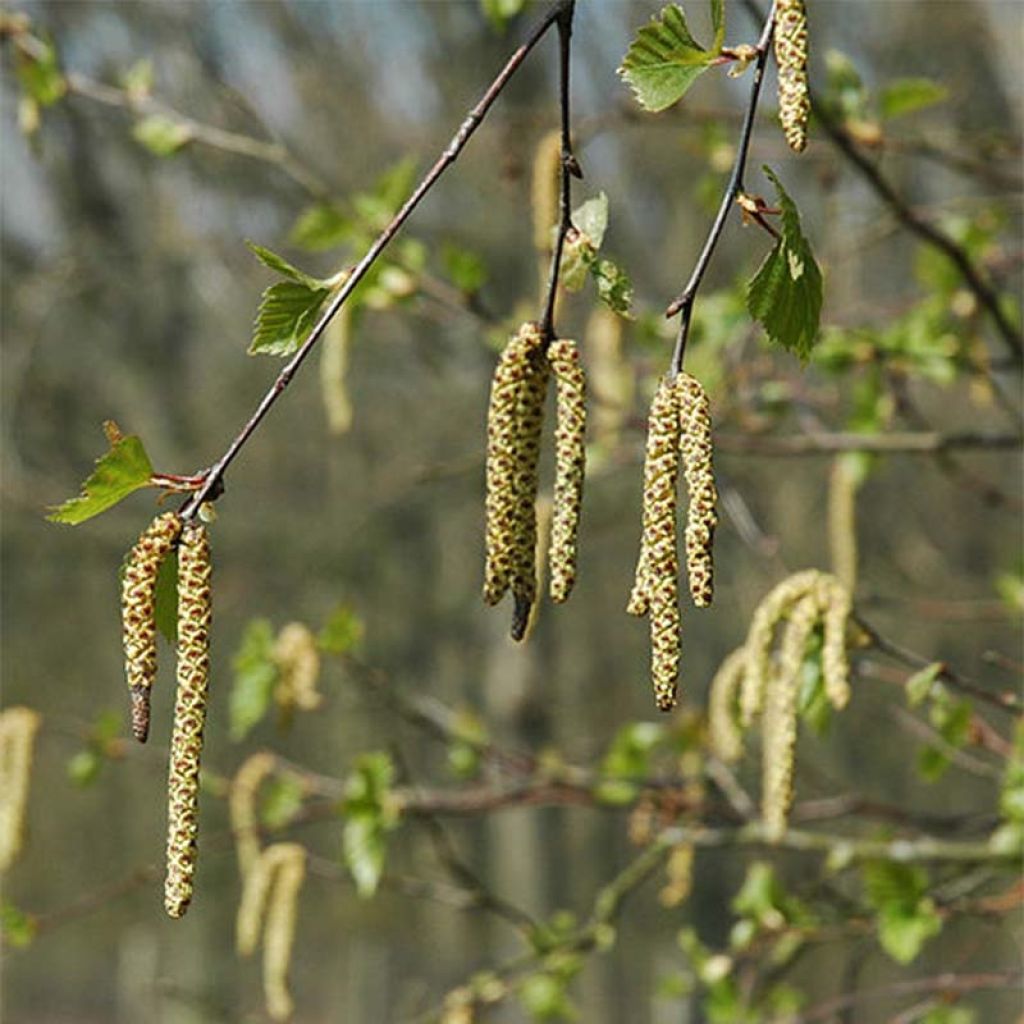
153 549 178 644
245 241 328 291
602 721 666 779
591 258 635 318
481 0 528 32
519 971 577 1021
709 0 725 50
919 1008 976 1024
342 752 399 898
120 58 154 101
15 35 65 107
229 619 278 741
618 4 722 113
288 203 355 252
132 115 192 156
878 78 948 121
250 280 331 357
731 862 786 930
905 662 944 707
317 604 364 655
48 430 155 525
67 749 103 788
352 157 417 230
862 861 942 964
441 242 488 294
1 901 37 949
260 775 305 831
746 167 823 359
572 193 609 249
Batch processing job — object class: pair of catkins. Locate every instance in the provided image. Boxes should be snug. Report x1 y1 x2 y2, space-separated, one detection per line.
122 511 212 918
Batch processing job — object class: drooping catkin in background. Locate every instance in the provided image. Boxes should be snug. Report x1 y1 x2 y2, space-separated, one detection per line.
546 338 587 603
775 0 810 153
828 456 859 594
320 301 354 435
707 647 748 763
531 129 562 255
0 707 41 872
230 751 278 878
483 322 549 641
677 372 717 608
584 305 633 454
237 843 307 1023
761 593 820 840
815 573 853 710
659 842 695 908
122 511 182 743
628 376 683 710
273 622 322 714
164 523 212 919
740 568 821 726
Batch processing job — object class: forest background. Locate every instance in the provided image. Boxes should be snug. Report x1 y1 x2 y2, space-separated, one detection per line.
1 1 1022 1022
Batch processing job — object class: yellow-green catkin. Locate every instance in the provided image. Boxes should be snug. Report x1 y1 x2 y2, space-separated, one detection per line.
546 338 587 603
237 843 306 1023
677 372 717 608
828 456 859 595
273 622 322 713
740 569 821 726
122 511 182 743
164 523 212 920
230 752 278 878
775 0 810 153
628 377 683 710
707 647 748 763
761 593 819 840
483 322 549 641
816 573 853 710
531 129 562 255
0 707 41 872
659 842 695 908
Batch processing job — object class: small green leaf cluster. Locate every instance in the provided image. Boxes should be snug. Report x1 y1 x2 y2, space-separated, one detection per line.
746 167 823 360
618 2 725 113
65 710 124 788
341 752 401 898
729 862 814 969
990 722 1024 856
559 193 634 318
861 860 942 964
0 900 36 950
479 0 528 34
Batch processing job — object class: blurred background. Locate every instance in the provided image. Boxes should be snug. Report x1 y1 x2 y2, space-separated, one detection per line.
2 1 1022 1022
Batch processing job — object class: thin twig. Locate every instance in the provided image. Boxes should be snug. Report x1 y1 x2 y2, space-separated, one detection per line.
179 1 570 518
715 430 1022 456
666 6 776 374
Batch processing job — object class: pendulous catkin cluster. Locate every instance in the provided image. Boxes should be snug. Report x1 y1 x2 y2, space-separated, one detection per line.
483 323 590 638
628 372 718 710
122 511 182 743
677 372 718 607
547 339 587 604
775 0 810 153
708 569 853 839
237 842 307 1023
273 622 322 714
230 752 278 878
0 707 41 873
164 522 213 919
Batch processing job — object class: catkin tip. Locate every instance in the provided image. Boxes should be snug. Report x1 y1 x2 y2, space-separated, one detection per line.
129 685 150 744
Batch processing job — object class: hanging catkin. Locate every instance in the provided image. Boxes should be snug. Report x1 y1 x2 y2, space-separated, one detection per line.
628 376 682 710
237 843 307 1023
677 372 717 608
775 0 810 153
122 511 182 743
761 592 819 840
0 707 41 873
273 622 322 713
230 752 278 879
164 523 212 919
707 647 748 763
816 574 853 710
483 322 549 640
546 338 587 603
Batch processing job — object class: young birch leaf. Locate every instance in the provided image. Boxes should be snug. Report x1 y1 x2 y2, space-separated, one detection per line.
561 192 608 291
250 281 331 357
229 619 278 742
709 0 725 50
288 203 355 252
746 166 823 359
48 430 154 524
14 34 66 107
133 115 192 157
618 5 722 113
245 241 327 291
591 257 635 318
878 78 949 121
